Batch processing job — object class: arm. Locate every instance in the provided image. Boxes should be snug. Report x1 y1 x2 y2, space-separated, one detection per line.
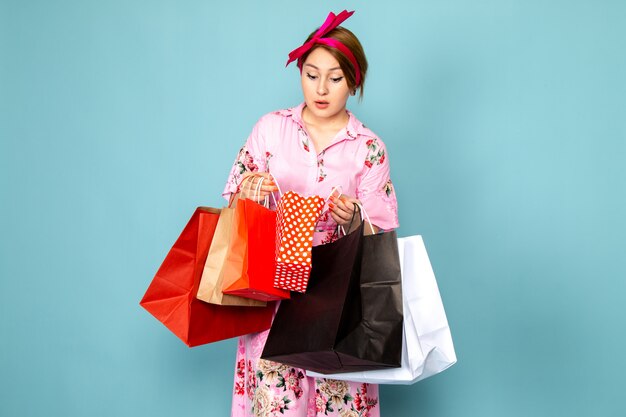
328 137 399 235
222 115 278 203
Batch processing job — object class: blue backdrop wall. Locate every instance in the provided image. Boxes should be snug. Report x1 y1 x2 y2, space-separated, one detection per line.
2 0 625 416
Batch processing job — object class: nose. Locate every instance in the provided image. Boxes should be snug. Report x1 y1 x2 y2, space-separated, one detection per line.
316 79 328 96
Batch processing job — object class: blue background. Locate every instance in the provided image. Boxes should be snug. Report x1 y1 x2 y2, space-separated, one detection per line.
2 0 625 416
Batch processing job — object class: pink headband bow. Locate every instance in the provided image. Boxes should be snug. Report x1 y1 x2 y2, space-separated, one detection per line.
285 10 361 87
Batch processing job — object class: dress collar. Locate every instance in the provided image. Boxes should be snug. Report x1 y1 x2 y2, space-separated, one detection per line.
277 102 375 140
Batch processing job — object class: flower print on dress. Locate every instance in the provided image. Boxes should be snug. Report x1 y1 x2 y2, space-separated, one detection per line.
317 152 327 182
314 389 330 415
318 379 353 411
339 409 359 417
236 359 246 378
236 147 259 173
346 126 357 140
234 358 258 400
229 145 261 193
257 359 289 384
271 395 291 415
317 210 339 245
252 384 291 417
383 179 394 197
265 151 274 172
352 384 378 417
246 360 258 400
317 210 330 225
277 368 305 400
234 359 246 396
364 138 385 168
252 385 274 417
319 230 338 245
298 127 311 152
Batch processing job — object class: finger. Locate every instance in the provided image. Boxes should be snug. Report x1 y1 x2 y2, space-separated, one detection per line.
339 195 362 214
339 195 360 205
334 197 355 214
242 172 263 183
248 190 271 201
239 181 253 198
330 203 352 223
331 197 355 219
330 211 348 225
260 184 279 193
257 190 276 197
330 188 342 200
331 209 356 227
240 175 253 188
253 174 277 188
249 176 269 192
241 190 261 201
242 175 260 191
255 172 275 183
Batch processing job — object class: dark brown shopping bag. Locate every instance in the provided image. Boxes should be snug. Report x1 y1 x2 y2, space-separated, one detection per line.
261 219 403 373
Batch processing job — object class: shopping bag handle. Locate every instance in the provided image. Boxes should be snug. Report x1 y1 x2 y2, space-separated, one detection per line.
228 192 239 208
253 177 279 208
320 185 343 221
321 185 346 237
267 173 283 198
339 202 376 236
324 185 343 206
253 177 268 207
237 172 282 207
355 202 376 235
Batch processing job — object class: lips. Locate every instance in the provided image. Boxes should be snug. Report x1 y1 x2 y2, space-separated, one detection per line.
314 100 329 109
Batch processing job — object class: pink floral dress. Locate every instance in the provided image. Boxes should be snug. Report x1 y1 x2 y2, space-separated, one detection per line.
223 103 399 417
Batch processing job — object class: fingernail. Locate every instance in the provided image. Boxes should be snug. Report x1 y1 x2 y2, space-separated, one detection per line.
329 203 335 208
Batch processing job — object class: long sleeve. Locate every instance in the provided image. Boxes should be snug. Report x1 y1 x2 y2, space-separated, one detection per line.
356 137 399 231
222 118 268 200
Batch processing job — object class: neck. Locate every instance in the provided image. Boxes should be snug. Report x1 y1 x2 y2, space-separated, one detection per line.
302 105 349 130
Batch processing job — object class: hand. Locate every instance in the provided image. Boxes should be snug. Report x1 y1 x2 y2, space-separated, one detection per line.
329 194 360 230
329 194 380 235
239 173 279 202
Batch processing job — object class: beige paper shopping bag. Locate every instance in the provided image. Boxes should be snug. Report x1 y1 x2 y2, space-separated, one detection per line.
197 205 266 307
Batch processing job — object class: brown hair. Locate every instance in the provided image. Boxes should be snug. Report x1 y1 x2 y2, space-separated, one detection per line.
298 27 368 99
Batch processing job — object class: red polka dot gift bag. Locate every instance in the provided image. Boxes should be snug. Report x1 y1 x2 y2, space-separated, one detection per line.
274 191 325 292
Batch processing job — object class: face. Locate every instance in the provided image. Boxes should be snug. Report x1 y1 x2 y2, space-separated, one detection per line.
300 47 352 123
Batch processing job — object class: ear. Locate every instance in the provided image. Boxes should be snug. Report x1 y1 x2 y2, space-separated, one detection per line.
350 89 357 96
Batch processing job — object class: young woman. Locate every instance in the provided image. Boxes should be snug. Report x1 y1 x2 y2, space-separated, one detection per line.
223 10 399 417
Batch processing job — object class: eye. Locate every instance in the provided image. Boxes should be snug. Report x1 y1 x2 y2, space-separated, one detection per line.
306 73 318 80
330 77 344 83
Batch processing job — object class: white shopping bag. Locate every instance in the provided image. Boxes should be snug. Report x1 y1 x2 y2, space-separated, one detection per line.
306 235 456 384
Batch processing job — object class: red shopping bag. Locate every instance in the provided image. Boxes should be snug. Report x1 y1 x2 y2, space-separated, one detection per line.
274 191 325 292
222 198 290 301
140 207 274 347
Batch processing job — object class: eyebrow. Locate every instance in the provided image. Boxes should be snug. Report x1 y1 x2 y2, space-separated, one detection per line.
304 63 342 71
